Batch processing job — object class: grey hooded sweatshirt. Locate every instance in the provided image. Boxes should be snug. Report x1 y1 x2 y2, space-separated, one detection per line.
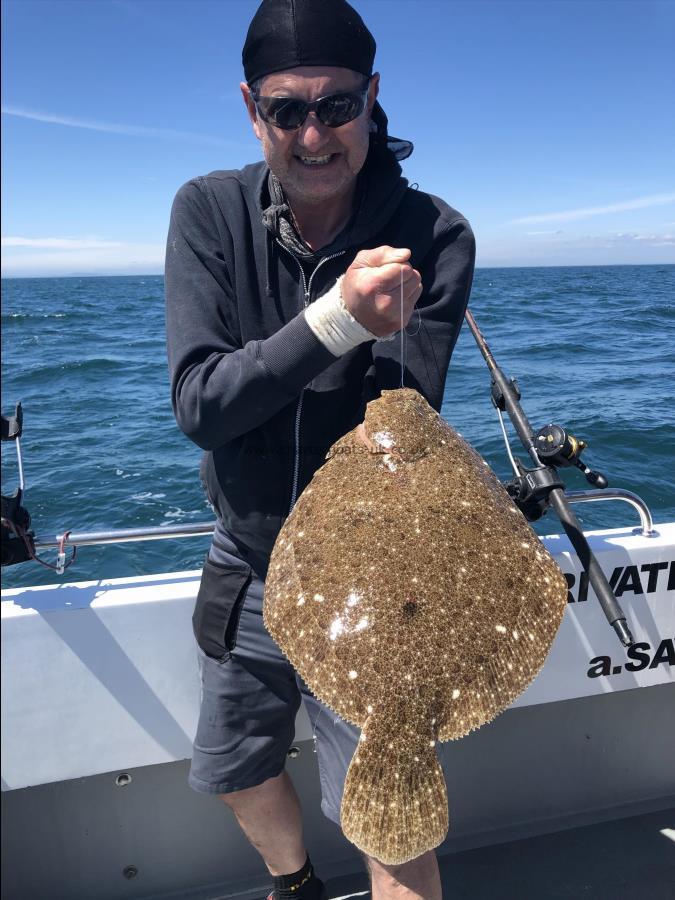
165 148 475 578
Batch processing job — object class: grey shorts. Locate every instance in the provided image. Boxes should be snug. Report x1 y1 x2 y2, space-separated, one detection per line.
188 528 359 826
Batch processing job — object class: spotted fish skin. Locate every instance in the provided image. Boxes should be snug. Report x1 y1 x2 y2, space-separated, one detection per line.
264 388 568 864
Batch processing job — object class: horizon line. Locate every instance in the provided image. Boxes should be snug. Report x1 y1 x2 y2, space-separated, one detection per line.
3 261 675 280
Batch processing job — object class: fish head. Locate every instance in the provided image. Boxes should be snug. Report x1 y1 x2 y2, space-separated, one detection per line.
361 388 447 464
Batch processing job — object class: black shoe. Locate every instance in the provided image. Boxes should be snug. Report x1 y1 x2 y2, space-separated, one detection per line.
265 880 328 900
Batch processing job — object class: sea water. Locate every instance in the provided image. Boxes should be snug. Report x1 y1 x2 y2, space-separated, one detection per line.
2 264 674 589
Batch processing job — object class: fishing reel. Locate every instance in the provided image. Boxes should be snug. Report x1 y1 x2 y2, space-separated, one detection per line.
503 425 608 522
1 403 35 566
534 424 608 488
1 403 76 571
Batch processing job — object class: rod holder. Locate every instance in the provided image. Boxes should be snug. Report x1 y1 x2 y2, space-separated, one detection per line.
565 489 655 537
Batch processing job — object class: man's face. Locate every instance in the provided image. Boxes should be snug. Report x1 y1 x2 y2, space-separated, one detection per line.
241 66 379 206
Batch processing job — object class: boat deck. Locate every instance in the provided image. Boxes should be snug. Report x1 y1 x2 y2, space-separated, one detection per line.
321 807 675 900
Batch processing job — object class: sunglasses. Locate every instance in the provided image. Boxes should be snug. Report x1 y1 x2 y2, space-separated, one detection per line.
250 80 371 131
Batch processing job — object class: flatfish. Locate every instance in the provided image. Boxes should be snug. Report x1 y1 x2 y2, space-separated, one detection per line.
264 388 568 864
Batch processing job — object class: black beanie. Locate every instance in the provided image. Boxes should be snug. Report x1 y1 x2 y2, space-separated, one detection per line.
243 0 376 84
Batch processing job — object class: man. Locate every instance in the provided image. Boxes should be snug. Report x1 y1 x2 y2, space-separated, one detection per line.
165 1 475 897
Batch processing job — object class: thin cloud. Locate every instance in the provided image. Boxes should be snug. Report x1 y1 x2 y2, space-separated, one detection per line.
526 230 564 236
510 192 675 225
2 237 124 249
1 104 250 149
1 238 165 277
476 228 675 267
609 231 675 245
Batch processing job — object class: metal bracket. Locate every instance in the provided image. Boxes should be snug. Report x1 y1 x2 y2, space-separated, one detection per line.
565 489 655 537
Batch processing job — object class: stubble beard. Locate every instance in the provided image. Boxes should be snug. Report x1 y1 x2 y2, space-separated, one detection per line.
262 128 369 212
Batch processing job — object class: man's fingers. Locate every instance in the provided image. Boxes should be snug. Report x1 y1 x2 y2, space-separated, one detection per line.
353 246 411 269
363 262 420 294
341 249 421 335
401 277 423 305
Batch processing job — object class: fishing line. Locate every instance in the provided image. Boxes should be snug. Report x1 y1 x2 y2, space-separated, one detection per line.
497 407 521 477
8 521 77 572
399 265 422 389
406 308 421 336
400 267 405 388
309 702 325 754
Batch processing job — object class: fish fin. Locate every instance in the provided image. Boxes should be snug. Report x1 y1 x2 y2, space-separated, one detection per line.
340 716 448 865
438 567 568 742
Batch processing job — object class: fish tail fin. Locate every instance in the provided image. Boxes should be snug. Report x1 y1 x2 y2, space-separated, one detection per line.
340 718 448 865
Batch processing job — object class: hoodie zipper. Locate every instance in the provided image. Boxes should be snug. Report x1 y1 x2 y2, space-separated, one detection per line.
277 243 345 513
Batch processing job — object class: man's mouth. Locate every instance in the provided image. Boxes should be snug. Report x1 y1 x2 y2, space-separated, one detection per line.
296 153 337 167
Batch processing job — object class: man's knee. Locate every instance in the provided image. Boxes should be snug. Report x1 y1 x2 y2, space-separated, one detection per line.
365 849 437 886
219 770 287 812
218 783 258 812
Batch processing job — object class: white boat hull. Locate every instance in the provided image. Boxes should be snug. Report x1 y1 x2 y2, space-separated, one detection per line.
2 523 674 898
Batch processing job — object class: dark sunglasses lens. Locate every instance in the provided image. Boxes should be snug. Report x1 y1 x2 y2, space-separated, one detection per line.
258 97 308 130
317 92 366 127
256 88 367 129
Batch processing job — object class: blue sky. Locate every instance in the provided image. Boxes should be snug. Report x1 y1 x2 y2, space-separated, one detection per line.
2 0 674 276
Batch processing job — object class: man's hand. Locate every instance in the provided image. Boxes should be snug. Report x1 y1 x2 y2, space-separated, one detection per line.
341 247 422 337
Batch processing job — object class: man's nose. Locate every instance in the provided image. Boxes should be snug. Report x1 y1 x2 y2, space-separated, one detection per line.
296 113 331 152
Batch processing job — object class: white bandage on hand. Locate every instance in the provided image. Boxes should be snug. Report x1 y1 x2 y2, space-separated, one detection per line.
304 275 396 357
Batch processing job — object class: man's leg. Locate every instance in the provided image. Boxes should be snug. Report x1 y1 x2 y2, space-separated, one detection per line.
300 685 443 898
189 544 315 887
365 851 442 900
220 770 307 876
222 766 443 897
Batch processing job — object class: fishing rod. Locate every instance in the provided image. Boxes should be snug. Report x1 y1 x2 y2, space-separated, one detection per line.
464 308 634 648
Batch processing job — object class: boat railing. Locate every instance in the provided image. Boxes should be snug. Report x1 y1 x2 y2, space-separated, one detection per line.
33 522 215 549
29 489 655 553
565 489 655 537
